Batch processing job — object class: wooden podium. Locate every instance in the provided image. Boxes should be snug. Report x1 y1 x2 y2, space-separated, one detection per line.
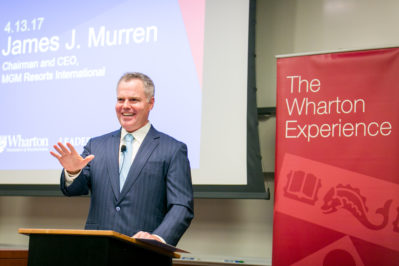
19 228 185 266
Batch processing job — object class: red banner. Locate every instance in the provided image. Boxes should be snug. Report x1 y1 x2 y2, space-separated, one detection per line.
274 48 399 266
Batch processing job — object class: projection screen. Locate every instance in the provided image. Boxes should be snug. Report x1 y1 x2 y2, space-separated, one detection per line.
0 0 267 198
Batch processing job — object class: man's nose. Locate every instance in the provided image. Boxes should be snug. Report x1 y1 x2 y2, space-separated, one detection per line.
122 99 130 107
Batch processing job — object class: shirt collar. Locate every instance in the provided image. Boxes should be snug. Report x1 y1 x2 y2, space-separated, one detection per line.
121 122 151 144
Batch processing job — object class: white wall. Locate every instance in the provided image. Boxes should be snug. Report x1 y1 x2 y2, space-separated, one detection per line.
2 0 399 262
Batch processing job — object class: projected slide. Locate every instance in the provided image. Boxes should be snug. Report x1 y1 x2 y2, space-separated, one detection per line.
0 0 204 170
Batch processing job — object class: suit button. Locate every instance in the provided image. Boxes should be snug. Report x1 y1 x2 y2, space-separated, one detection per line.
116 206 121 212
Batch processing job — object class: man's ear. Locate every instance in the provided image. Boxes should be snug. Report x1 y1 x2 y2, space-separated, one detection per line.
149 97 155 110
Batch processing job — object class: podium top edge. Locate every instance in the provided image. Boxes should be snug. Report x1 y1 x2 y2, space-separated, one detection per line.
18 228 184 258
19 228 118 237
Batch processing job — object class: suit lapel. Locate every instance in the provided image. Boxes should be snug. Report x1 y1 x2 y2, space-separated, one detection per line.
106 129 121 199
119 126 160 199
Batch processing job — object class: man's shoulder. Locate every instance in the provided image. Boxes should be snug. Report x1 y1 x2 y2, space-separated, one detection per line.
151 127 186 147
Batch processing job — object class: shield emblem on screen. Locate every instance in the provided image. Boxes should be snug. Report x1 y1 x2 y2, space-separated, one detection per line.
0 136 7 153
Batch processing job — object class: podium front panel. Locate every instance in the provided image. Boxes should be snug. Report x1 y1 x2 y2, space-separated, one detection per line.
27 234 171 266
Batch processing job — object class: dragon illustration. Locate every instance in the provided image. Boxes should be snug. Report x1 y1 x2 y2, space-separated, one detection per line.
321 184 392 230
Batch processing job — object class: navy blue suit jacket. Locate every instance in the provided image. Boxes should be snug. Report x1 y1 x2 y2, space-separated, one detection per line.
60 126 194 246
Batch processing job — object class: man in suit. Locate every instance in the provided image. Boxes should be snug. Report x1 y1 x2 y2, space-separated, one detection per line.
50 72 194 246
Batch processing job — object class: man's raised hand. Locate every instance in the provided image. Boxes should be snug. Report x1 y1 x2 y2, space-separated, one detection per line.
50 142 94 174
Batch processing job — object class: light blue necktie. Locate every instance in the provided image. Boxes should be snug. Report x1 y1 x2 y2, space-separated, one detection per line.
119 133 133 191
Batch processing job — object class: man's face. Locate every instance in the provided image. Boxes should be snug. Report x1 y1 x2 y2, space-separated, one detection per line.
115 79 154 132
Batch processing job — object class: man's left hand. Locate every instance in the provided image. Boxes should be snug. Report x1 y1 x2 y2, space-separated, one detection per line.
133 231 164 243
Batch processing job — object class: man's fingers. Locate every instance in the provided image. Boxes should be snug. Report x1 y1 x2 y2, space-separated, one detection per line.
49 151 61 160
133 231 147 238
50 142 94 173
53 144 64 155
58 142 70 154
52 142 82 158
83 155 95 164
66 142 78 154
133 231 161 242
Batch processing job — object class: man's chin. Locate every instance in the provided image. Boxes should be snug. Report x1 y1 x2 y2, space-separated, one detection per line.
121 123 140 132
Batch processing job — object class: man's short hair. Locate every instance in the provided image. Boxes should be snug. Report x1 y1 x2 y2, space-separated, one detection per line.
118 72 155 101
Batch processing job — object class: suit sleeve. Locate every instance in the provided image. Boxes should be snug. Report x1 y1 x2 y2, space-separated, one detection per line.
152 143 194 246
60 139 93 196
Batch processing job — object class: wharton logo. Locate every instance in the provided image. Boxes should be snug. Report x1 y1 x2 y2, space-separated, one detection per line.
0 134 49 153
